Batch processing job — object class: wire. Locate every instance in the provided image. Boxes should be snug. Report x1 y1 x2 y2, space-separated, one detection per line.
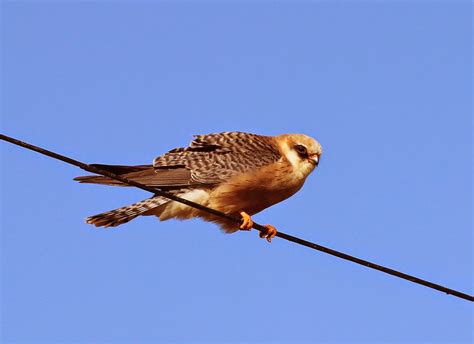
1 133 473 302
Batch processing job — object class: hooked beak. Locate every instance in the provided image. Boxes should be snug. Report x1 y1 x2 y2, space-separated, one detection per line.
309 154 320 167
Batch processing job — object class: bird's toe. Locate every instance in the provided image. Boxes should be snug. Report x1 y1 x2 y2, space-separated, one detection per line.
239 211 254 231
259 224 277 243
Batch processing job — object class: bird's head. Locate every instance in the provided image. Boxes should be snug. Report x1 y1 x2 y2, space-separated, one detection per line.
276 133 322 178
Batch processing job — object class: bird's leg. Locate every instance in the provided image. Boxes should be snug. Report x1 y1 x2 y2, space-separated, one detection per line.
239 211 277 243
259 224 278 243
239 211 254 231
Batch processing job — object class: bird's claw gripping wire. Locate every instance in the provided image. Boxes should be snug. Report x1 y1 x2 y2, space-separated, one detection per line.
239 211 254 231
240 211 277 243
259 224 277 243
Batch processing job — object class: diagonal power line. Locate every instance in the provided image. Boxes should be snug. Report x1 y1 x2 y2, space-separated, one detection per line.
1 133 473 302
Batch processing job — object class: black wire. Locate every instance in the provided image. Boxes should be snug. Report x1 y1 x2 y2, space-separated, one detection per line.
1 133 472 302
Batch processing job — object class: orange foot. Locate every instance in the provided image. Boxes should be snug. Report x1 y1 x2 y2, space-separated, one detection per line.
259 224 278 243
239 211 254 231
239 211 277 243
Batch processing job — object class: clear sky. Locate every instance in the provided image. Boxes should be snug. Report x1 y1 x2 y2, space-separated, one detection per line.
1 1 472 343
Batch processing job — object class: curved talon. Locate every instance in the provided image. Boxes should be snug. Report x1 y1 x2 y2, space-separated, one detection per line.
259 224 277 243
239 211 253 231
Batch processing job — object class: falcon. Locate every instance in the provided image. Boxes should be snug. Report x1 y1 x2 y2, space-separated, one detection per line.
75 131 322 242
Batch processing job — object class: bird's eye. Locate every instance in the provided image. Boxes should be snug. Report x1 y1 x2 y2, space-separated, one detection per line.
294 144 308 157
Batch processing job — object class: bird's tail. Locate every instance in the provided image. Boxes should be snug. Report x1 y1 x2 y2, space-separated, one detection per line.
86 196 169 227
74 164 153 186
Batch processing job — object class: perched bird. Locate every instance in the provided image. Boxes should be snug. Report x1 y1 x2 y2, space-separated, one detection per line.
75 131 322 241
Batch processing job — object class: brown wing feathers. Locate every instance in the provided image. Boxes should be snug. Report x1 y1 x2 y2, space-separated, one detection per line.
74 165 194 188
153 132 281 184
75 132 281 189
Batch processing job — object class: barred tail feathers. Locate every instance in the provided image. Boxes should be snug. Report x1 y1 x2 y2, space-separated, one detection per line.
86 196 169 227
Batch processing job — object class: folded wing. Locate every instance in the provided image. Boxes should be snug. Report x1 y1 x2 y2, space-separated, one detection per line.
75 132 281 188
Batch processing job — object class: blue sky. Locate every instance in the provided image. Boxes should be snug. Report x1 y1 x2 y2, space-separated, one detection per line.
1 1 472 343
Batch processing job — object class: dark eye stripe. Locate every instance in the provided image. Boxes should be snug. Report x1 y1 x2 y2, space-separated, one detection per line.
294 144 308 156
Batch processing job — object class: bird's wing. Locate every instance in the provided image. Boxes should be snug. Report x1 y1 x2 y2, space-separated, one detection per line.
153 132 281 184
75 132 281 188
74 164 195 188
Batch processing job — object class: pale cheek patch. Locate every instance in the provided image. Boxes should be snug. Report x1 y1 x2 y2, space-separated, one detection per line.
280 142 315 180
286 150 301 167
280 143 300 167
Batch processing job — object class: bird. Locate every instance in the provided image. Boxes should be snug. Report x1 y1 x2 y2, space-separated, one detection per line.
75 131 322 242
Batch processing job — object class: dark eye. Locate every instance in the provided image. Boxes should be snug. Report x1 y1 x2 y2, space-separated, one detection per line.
294 144 308 157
